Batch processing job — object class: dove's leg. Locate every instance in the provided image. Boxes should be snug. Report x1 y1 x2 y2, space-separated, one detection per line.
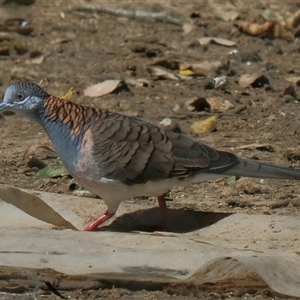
82 210 115 231
156 193 170 230
157 193 168 209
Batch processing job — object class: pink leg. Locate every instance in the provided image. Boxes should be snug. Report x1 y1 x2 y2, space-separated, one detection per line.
157 193 168 209
82 210 115 231
157 193 169 230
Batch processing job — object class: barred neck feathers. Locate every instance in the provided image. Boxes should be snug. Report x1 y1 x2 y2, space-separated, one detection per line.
39 96 107 173
41 96 106 136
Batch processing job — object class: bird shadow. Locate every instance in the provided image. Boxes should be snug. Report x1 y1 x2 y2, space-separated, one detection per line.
98 207 232 233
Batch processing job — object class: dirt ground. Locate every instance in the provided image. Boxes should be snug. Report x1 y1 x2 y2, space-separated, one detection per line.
1 0 300 299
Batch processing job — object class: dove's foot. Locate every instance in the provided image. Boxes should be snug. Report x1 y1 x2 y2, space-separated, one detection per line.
82 210 115 231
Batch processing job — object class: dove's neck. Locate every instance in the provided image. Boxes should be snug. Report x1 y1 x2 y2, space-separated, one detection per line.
38 97 95 174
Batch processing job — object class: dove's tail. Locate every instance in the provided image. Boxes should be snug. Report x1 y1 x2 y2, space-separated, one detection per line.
218 158 300 180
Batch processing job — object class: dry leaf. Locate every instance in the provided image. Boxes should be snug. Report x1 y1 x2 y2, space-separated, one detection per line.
215 9 238 22
286 9 300 28
73 190 95 198
191 116 218 134
179 67 206 77
239 143 274 152
261 9 283 21
285 77 300 86
212 2 239 21
23 145 56 160
206 97 234 112
148 67 179 81
84 80 121 97
0 185 76 229
159 118 178 131
198 37 237 47
25 55 44 65
182 23 195 34
213 75 227 89
124 78 150 87
159 118 172 129
192 60 222 72
239 74 270 88
60 87 74 101
149 59 216 76
37 165 68 178
235 20 294 41
236 21 273 36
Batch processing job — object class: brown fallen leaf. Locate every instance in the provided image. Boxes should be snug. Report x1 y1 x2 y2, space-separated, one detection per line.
191 116 218 134
124 78 150 87
215 9 239 22
239 143 274 152
182 22 195 34
60 87 74 101
239 74 270 88
198 37 237 47
235 21 271 36
23 145 56 160
148 67 179 80
261 9 283 22
206 97 234 112
211 2 239 22
149 58 219 76
285 77 300 86
235 20 294 41
84 80 121 97
286 9 300 29
159 118 179 131
192 60 222 72
25 55 44 65
179 64 207 77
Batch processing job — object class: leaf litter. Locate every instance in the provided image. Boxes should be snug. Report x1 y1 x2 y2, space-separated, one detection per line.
191 115 218 134
84 80 121 97
235 9 300 40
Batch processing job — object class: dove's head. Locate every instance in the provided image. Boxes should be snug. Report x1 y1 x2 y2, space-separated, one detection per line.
0 81 49 121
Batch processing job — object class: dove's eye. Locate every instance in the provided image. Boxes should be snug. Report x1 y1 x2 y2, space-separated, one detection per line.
17 93 25 101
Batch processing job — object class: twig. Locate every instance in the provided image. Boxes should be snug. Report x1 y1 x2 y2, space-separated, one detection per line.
70 4 183 25
44 281 67 299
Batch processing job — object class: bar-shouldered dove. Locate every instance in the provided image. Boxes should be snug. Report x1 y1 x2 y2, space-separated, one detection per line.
1 81 300 231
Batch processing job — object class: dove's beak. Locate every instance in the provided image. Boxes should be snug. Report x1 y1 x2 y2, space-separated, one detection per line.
0 101 10 111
